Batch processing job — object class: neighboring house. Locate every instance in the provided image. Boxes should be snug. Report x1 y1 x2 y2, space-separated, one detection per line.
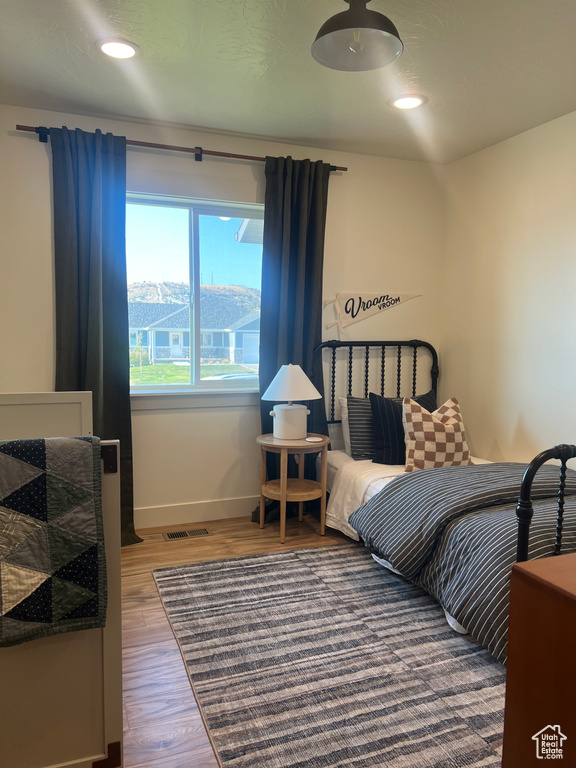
229 310 260 364
129 303 190 362
128 298 260 365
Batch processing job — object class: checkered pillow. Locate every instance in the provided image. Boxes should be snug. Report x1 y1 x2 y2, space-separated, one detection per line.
402 397 473 472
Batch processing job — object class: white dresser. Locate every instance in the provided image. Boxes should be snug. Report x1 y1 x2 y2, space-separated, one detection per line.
0 392 123 768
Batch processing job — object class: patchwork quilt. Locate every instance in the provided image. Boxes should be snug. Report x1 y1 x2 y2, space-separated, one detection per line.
0 436 106 646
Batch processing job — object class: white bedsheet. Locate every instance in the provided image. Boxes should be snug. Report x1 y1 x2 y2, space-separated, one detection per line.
323 450 491 541
324 452 404 539
324 448 355 490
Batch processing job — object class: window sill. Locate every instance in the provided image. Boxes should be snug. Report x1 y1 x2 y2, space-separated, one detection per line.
130 389 260 411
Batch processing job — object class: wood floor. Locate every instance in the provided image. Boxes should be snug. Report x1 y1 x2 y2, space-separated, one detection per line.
121 513 348 767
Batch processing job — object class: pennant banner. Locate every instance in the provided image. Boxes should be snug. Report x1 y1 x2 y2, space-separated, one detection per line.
325 292 421 330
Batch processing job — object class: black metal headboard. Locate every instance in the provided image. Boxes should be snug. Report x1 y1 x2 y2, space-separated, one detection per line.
516 444 576 562
312 339 439 424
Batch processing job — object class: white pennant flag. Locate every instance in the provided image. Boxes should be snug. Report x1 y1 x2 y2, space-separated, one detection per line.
325 292 421 330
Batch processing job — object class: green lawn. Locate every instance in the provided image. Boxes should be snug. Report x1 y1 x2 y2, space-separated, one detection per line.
130 362 255 385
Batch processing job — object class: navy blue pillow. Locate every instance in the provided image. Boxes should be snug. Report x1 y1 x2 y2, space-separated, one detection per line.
369 390 437 465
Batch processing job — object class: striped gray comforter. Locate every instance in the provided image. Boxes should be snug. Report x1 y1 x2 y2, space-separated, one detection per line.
348 463 576 663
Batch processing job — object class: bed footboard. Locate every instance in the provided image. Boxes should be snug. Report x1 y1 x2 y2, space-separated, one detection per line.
516 443 576 562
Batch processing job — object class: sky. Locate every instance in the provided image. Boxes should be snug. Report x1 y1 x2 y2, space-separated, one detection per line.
126 203 262 290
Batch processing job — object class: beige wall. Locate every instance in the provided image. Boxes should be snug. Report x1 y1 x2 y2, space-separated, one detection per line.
442 111 576 463
0 103 445 527
2 101 574 525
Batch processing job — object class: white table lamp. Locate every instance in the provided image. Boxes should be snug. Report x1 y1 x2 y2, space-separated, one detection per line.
262 364 322 439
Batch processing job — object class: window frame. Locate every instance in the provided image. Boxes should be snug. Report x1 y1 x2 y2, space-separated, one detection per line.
127 193 263 395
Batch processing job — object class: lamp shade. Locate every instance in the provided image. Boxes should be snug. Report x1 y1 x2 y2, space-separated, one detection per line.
262 364 322 402
311 0 403 72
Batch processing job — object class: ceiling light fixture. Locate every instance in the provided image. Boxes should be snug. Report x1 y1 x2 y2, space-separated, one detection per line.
390 95 427 110
98 39 140 59
311 0 403 72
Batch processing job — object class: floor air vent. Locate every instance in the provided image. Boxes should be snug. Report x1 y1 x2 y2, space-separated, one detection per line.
162 528 212 541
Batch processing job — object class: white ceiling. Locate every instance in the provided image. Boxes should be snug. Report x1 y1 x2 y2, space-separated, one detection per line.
1 0 575 163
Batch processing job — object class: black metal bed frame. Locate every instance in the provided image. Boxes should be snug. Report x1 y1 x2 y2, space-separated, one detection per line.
312 339 439 424
516 444 576 562
312 338 575 566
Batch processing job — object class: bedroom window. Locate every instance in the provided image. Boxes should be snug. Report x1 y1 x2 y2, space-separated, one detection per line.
126 194 263 392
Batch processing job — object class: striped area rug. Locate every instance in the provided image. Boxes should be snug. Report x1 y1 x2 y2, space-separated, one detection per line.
153 543 505 767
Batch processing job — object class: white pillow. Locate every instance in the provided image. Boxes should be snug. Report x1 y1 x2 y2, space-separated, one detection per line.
339 396 352 456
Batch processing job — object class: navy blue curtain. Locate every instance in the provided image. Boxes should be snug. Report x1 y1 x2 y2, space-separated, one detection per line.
254 156 331 523
50 126 141 546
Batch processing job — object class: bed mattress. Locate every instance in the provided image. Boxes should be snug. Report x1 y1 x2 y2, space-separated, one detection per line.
324 452 404 539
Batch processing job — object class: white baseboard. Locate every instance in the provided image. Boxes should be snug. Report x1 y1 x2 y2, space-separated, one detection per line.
134 495 260 529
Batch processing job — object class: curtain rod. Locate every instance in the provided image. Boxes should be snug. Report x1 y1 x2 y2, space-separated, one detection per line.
15 124 348 172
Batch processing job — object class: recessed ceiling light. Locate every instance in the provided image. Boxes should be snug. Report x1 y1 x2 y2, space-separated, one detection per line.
389 95 427 110
98 39 140 59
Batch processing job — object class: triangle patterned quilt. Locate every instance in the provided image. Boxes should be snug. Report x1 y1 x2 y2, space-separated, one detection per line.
0 436 106 646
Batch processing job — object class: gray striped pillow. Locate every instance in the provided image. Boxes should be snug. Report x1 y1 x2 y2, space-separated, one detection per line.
347 397 374 459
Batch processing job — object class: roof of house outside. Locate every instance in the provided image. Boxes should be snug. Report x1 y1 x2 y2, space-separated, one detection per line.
129 303 189 330
128 283 260 332
202 293 258 329
230 310 260 332
129 300 260 333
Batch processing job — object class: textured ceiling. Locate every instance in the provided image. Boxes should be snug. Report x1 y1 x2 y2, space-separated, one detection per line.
1 0 575 163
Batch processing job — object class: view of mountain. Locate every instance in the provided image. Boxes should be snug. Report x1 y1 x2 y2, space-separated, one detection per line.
128 281 261 311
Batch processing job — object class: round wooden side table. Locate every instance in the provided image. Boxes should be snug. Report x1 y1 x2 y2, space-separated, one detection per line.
256 433 330 544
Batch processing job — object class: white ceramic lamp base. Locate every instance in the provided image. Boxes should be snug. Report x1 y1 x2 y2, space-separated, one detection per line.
270 403 310 439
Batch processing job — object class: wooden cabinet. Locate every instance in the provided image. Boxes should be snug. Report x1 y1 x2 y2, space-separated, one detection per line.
502 553 576 768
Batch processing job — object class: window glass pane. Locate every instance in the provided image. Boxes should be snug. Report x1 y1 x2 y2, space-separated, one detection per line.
127 198 262 390
198 215 262 380
127 204 191 386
